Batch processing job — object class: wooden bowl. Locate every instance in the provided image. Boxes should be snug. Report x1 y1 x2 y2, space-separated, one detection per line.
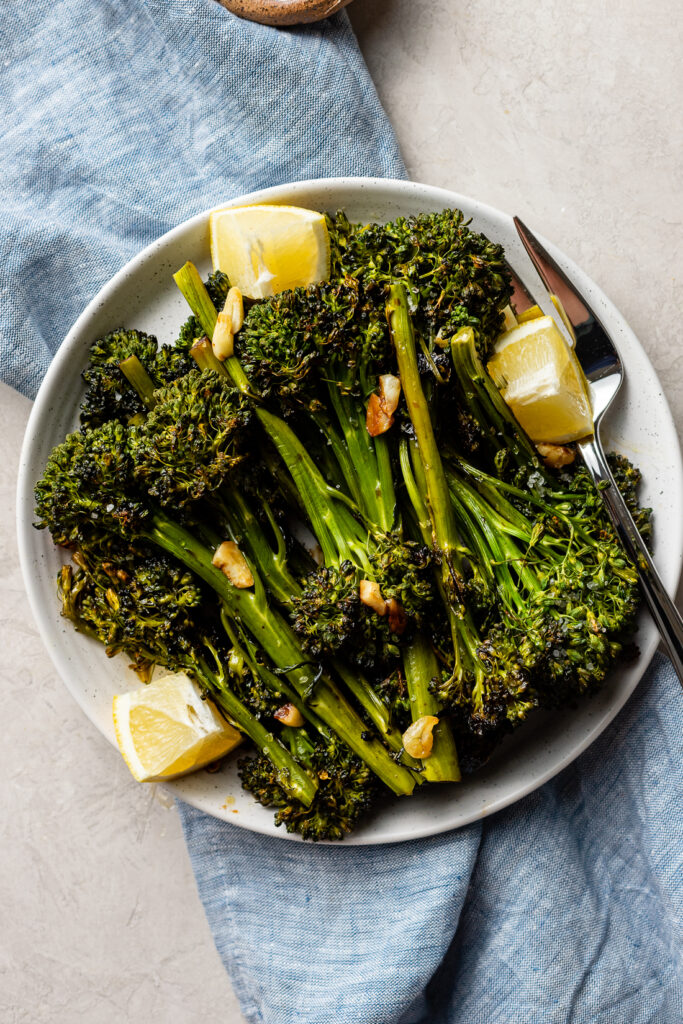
216 0 352 26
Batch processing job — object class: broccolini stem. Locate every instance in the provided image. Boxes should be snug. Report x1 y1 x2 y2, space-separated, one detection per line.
398 438 478 688
451 486 528 617
446 469 543 598
225 355 252 394
399 439 432 547
280 724 317 766
257 407 374 575
402 634 461 783
449 330 542 474
217 490 302 607
375 434 398 534
173 262 218 339
196 660 318 807
386 284 466 609
331 660 409 757
325 383 396 532
173 262 253 393
119 355 157 409
451 454 596 547
307 408 359 500
220 610 334 741
190 335 228 375
141 514 415 796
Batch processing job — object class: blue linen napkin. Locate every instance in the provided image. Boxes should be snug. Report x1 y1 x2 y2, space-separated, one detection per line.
3 3 681 1022
0 0 403 396
181 653 683 1024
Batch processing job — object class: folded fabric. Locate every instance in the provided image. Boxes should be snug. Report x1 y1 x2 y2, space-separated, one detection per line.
3 3 681 1023
180 653 683 1024
0 0 404 399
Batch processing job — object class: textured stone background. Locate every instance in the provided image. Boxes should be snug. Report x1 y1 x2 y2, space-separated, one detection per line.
2 2 681 1020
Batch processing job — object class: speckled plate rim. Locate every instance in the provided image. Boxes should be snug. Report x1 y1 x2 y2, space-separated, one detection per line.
16 177 683 845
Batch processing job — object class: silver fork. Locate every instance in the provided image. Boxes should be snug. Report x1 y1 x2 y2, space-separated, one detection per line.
511 217 683 685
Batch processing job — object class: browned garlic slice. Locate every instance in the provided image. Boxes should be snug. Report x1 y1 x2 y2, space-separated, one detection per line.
402 716 440 759
212 541 254 588
536 442 575 468
359 579 387 616
225 286 244 333
366 374 401 436
212 313 234 361
273 703 305 727
212 286 244 361
385 598 408 635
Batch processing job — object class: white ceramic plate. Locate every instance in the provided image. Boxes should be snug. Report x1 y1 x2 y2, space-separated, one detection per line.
16 178 683 844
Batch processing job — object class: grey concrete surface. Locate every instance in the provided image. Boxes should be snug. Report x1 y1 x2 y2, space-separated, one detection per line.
2 2 681 1021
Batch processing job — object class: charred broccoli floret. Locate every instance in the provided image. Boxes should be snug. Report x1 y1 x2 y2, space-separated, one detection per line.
223 645 286 719
58 544 204 677
431 622 537 737
329 208 512 355
239 278 391 407
131 369 252 508
291 540 435 669
608 453 653 544
239 726 379 841
291 562 405 669
34 420 148 547
374 666 412 733
80 328 159 429
80 272 231 431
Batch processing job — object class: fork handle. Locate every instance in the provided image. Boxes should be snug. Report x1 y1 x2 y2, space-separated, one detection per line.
579 437 683 685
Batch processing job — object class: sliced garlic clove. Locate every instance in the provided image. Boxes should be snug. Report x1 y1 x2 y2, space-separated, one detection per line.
402 715 439 759
273 703 305 727
225 286 244 334
212 541 254 588
385 597 408 635
378 373 401 415
212 312 235 360
366 392 393 437
359 579 387 615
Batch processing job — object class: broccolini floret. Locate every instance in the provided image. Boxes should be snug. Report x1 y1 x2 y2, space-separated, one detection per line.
328 208 512 355
80 328 159 429
239 725 379 841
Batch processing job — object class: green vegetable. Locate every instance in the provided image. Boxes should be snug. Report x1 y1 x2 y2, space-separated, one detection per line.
35 204 649 839
35 419 416 800
240 725 379 842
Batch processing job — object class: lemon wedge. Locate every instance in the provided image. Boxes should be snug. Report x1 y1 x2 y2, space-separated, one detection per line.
515 296 577 344
515 304 544 324
209 204 330 299
487 315 593 444
113 673 242 782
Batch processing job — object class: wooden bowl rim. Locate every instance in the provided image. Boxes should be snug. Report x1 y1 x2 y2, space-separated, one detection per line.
216 0 352 27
